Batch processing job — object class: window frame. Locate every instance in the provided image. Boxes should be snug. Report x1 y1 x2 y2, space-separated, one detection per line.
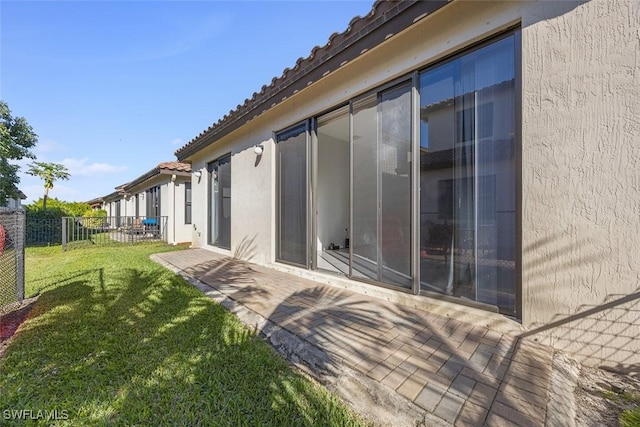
184 182 192 225
415 28 521 317
207 154 232 250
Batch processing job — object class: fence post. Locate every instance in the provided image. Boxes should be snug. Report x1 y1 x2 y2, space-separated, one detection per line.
17 210 25 301
62 217 67 251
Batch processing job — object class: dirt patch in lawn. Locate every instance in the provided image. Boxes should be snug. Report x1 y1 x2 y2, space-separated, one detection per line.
0 298 37 358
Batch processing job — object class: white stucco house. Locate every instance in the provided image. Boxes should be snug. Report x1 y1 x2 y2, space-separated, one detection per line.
102 161 192 245
5 190 26 210
174 0 639 370
86 197 104 211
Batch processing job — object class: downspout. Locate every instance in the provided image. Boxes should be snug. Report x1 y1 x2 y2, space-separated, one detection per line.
171 174 177 245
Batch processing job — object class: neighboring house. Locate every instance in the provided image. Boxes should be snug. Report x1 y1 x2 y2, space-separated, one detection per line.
5 190 26 209
100 163 191 245
119 161 192 245
99 162 191 245
86 197 104 211
102 186 126 226
175 0 639 370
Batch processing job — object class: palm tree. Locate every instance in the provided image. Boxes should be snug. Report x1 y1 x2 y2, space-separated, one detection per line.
27 161 70 210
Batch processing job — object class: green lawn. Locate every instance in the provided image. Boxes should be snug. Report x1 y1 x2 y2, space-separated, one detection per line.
0 244 367 426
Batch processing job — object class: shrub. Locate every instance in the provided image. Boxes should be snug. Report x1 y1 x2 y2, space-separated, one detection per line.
81 209 108 229
26 198 92 217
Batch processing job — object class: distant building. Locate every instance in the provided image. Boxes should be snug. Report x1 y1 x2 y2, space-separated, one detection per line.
5 190 26 209
101 162 192 245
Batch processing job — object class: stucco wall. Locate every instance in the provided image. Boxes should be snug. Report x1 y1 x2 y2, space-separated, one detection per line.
169 176 192 244
190 130 275 264
124 174 192 245
6 198 21 209
186 0 639 368
519 0 640 370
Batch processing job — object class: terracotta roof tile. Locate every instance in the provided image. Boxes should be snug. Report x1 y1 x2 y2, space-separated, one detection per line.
158 161 191 173
175 0 449 161
118 162 191 193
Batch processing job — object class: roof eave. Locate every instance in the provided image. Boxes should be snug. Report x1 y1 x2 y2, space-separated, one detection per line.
175 0 450 162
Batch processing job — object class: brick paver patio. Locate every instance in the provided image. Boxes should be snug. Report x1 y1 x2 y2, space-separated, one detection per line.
153 249 558 426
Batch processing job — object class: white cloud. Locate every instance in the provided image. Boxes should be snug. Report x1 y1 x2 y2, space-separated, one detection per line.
171 138 184 146
34 138 66 156
61 158 127 176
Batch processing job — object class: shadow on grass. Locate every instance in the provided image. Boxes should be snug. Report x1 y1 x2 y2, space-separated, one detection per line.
0 264 363 426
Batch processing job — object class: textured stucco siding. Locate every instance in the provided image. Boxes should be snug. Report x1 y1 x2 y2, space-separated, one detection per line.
520 0 640 369
190 128 275 265
170 176 192 244
187 0 639 368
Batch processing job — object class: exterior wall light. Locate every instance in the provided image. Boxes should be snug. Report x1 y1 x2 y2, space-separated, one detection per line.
194 170 202 178
254 144 263 155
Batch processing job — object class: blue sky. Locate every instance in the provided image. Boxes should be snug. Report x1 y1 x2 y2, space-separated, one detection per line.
1 0 373 203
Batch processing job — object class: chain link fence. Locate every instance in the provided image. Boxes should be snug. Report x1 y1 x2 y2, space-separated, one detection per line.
0 208 25 314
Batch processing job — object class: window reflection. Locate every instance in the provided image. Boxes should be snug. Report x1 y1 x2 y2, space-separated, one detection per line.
419 35 516 315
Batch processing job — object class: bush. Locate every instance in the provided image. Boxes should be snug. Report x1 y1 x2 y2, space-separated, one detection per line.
24 199 106 245
25 209 63 245
26 198 92 217
81 209 108 229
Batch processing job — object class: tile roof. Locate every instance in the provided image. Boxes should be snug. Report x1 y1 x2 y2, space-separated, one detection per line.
99 162 192 200
122 161 191 192
86 197 104 206
175 0 449 161
158 161 191 173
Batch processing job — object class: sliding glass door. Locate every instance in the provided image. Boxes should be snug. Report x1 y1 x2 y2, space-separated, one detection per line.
315 107 350 275
209 154 231 249
146 186 160 218
351 82 413 288
276 122 309 267
419 34 516 314
273 31 518 316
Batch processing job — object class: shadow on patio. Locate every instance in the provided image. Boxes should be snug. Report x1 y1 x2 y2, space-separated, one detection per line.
155 249 557 426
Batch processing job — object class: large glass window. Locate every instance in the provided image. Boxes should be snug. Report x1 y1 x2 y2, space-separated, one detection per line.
115 199 122 227
208 155 231 249
146 186 161 218
352 82 412 288
276 123 309 267
185 182 192 224
419 34 516 314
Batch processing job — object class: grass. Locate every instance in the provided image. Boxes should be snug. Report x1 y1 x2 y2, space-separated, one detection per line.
621 408 640 427
603 389 640 427
1 243 368 426
619 392 640 427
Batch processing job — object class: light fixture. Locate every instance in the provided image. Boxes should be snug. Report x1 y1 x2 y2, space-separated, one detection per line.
253 144 263 155
194 170 202 178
